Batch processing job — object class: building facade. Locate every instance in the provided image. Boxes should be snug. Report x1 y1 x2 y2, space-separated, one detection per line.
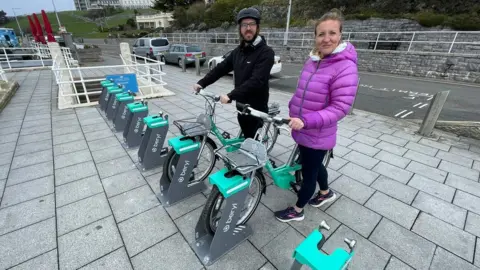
136 13 174 29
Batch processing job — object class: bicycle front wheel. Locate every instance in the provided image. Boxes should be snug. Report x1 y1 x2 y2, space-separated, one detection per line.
201 170 265 235
163 139 216 184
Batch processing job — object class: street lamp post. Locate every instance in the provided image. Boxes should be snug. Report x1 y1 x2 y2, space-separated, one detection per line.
283 0 292 46
12 8 25 40
51 0 63 30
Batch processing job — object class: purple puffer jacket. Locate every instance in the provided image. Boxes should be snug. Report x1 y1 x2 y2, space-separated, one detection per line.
288 42 359 150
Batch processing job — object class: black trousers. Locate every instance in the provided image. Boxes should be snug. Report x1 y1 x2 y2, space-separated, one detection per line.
296 144 329 208
237 114 264 139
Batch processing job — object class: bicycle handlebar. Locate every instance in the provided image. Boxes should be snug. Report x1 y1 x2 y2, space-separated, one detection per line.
236 102 290 126
195 89 220 102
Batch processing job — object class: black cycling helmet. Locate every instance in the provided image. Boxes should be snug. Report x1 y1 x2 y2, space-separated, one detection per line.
236 7 261 24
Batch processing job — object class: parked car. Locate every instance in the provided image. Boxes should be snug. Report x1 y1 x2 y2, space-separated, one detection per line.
207 50 282 75
161 44 207 67
132 37 170 59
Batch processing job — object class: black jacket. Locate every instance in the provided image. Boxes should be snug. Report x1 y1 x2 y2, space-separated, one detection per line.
197 35 275 113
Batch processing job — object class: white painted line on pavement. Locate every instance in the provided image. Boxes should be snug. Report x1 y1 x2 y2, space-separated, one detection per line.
427 96 433 101
400 111 414 118
395 110 407 117
419 103 429 109
413 103 422 107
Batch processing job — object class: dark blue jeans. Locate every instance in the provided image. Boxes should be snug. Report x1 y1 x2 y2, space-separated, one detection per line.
296 144 329 208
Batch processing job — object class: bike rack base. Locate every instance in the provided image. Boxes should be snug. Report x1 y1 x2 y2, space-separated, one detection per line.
99 81 115 111
192 168 252 266
157 136 206 206
137 114 169 170
123 102 148 148
105 90 124 120
112 95 134 132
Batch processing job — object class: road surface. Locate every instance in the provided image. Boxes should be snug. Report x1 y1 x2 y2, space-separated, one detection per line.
100 51 480 122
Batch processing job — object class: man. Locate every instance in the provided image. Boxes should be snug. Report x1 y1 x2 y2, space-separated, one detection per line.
193 7 275 139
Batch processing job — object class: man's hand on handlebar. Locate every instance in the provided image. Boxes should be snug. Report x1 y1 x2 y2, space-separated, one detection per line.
193 83 202 93
220 94 230 104
288 117 305 130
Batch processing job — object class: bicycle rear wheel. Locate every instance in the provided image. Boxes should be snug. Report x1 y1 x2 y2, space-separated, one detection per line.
293 149 332 193
201 170 265 235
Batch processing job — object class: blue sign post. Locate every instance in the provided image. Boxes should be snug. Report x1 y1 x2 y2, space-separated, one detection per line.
105 73 139 93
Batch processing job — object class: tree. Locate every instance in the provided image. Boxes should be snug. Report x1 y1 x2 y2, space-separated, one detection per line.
0 10 8 26
152 0 198 12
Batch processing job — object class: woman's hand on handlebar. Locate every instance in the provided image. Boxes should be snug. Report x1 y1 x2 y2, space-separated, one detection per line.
288 117 305 130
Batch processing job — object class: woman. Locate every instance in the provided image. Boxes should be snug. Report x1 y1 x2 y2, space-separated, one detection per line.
275 9 359 222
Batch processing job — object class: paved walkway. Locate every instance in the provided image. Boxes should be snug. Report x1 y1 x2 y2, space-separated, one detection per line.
1 66 480 270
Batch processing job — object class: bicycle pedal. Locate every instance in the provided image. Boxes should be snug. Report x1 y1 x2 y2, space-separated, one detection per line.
222 131 231 139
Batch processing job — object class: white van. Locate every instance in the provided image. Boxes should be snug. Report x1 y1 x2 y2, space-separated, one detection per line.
132 37 170 59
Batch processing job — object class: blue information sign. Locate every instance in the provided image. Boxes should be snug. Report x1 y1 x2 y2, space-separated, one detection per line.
105 73 139 93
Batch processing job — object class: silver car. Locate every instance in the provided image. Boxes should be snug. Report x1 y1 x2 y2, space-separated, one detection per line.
161 44 206 67
132 37 170 59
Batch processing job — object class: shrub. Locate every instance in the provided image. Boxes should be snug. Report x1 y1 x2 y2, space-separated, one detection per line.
197 22 208 31
415 12 447 27
445 13 480 30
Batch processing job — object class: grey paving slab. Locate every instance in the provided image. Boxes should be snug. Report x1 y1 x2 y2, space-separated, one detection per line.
54 149 93 169
392 130 423 143
58 216 123 270
9 249 58 270
19 118 50 129
0 119 23 128
118 206 177 256
412 212 476 262
78 247 132 270
351 133 380 146
87 139 121 154
445 174 480 197
14 139 52 156
328 156 348 170
0 125 21 136
0 164 9 180
476 241 480 268
385 257 414 270
55 161 98 186
91 145 128 164
375 141 408 156
419 138 451 151
430 247 480 270
7 161 53 186
53 139 88 156
403 149 441 168
52 119 80 128
372 161 414 184
330 175 375 204
374 150 411 169
205 240 268 270
0 194 55 235
436 150 474 168
343 150 380 169
131 233 203 270
0 132 19 144
57 192 111 236
365 191 419 229
406 161 447 183
474 161 480 171
408 174 455 202
52 113 77 122
405 141 439 156
453 191 480 215
20 125 51 136
439 160 479 181
379 134 409 147
0 151 13 166
465 212 480 238
164 192 206 219
102 169 147 198
0 217 56 270
450 147 480 162
369 218 436 270
82 121 110 133
11 149 53 170
84 129 115 142
371 176 419 204
336 135 354 147
53 131 85 145
56 175 103 207
323 225 390 270
356 127 383 138
96 156 136 179
260 226 305 270
0 141 17 154
52 124 82 136
1 176 54 208
109 185 159 222
326 196 381 237
338 162 379 185
413 191 469 229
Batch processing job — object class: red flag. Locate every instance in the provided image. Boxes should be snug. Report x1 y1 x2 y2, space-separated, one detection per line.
41 10 56 42
32 13 46 44
27 16 39 42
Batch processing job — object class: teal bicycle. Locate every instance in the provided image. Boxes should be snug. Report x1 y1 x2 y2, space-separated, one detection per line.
163 89 281 185
200 102 333 235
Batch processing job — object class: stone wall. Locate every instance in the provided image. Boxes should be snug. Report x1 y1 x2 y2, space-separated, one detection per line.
200 43 480 84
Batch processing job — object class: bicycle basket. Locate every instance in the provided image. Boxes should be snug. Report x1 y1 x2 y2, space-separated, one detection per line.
173 113 211 137
222 138 268 175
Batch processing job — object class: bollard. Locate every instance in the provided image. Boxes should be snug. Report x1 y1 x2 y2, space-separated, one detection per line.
417 90 450 137
181 56 186 72
348 78 361 115
195 56 201 76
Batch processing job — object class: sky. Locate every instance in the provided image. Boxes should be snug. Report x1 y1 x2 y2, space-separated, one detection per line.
2 0 76 16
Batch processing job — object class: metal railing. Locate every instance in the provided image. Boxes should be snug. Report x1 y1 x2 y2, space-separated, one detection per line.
0 45 76 70
51 51 168 108
158 31 480 55
0 64 7 82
